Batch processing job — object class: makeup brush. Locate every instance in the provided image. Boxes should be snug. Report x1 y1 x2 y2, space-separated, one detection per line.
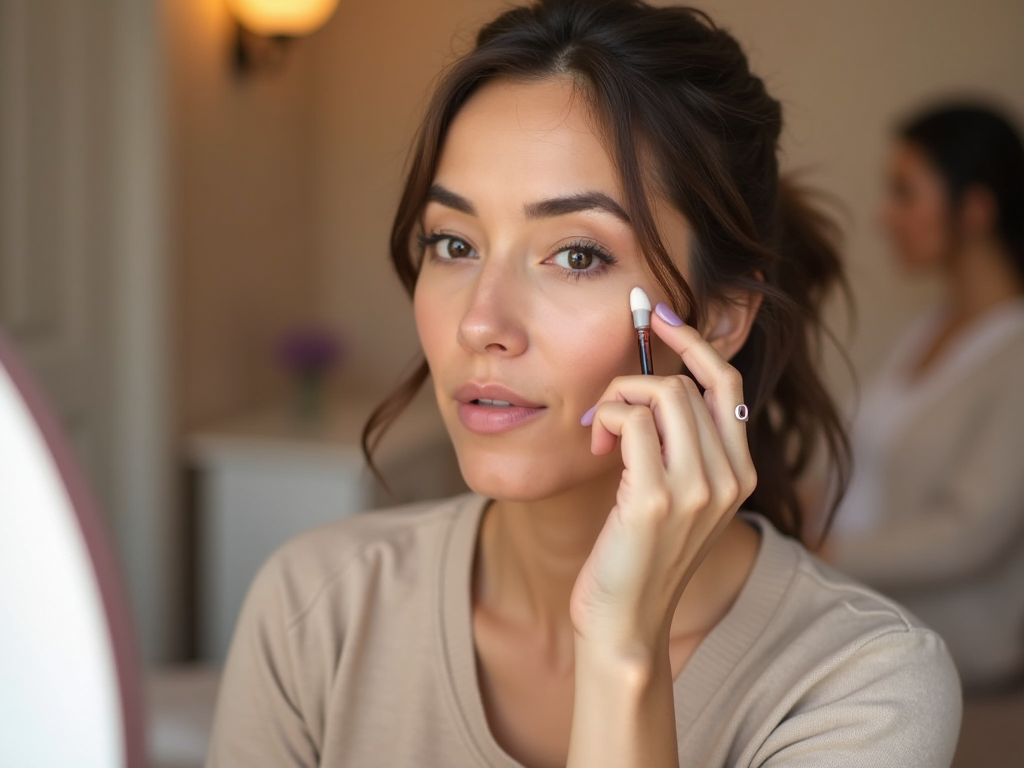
630 286 654 375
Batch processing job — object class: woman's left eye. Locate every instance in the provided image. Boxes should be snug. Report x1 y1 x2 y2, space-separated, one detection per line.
548 242 617 277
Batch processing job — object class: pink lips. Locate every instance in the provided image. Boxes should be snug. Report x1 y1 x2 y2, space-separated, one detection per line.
453 382 546 435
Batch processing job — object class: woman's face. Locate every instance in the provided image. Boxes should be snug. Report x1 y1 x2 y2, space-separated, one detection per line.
414 77 686 502
879 141 952 272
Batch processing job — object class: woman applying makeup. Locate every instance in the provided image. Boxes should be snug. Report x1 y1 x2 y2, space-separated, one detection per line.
207 2 961 766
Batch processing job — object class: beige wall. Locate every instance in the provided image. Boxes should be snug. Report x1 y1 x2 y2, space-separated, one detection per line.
304 0 1024 402
306 0 509 393
166 0 320 434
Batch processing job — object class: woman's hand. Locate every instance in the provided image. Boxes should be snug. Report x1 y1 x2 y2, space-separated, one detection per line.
570 302 758 661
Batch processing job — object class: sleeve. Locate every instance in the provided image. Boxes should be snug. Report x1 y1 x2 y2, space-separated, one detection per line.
205 555 321 768
752 629 962 768
832 388 1024 590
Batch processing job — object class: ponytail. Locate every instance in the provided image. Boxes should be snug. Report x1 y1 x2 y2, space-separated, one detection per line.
740 178 851 543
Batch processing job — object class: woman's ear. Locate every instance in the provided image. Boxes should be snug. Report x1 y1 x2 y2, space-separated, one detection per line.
705 286 763 362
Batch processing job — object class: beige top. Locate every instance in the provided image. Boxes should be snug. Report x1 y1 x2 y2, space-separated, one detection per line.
207 494 961 767
833 301 1024 687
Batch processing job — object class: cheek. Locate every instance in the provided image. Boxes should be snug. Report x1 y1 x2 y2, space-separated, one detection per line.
887 194 950 266
880 200 904 243
413 278 452 366
908 199 951 262
532 294 638 403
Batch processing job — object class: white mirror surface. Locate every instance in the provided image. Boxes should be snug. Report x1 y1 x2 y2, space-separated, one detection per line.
0 357 124 767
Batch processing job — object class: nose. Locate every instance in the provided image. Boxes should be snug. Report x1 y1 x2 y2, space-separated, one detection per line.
456 260 529 358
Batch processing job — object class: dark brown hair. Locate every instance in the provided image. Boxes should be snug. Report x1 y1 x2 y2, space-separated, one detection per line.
363 0 850 543
899 102 1024 281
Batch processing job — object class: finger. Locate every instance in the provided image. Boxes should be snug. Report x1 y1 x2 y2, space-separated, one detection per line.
649 308 742 408
679 377 751 511
586 374 714 478
589 402 671 491
650 307 755 485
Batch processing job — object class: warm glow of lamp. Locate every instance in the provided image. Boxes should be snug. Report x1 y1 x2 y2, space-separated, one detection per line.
227 0 339 37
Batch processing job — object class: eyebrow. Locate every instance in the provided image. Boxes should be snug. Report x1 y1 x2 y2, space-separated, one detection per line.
427 184 476 215
427 184 631 225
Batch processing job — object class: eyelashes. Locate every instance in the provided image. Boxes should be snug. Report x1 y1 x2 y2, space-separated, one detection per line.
416 231 475 261
416 231 618 281
549 239 618 281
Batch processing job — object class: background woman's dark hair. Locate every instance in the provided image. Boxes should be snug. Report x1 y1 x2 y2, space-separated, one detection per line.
899 102 1024 280
363 0 851 544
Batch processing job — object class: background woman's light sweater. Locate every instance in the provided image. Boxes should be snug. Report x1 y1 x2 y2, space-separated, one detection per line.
833 301 1024 687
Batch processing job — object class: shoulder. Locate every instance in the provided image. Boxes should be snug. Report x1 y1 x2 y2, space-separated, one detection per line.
739 520 962 765
970 306 1024 381
790 538 924 634
245 492 484 628
789 543 961 697
745 515 928 637
767 519 956 672
986 325 1024 372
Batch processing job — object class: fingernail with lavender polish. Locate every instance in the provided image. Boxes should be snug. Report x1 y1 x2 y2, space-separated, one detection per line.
581 405 598 427
655 302 684 327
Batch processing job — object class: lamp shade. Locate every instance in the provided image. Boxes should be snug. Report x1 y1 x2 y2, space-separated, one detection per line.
227 0 339 36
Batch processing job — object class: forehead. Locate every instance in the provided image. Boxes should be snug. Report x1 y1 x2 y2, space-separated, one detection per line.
434 77 621 202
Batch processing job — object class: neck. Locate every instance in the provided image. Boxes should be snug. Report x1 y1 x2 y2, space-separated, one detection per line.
473 470 761 654
945 239 1024 324
476 472 620 639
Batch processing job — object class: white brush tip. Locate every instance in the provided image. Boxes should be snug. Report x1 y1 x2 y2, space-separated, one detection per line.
629 286 651 313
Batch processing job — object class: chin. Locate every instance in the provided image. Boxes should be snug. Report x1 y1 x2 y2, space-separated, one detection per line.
457 455 569 502
894 244 946 272
895 254 937 275
454 448 611 503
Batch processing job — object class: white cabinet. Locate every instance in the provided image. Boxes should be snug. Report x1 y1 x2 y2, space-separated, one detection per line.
188 392 463 662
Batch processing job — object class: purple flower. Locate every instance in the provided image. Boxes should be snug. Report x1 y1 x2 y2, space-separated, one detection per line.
278 329 343 375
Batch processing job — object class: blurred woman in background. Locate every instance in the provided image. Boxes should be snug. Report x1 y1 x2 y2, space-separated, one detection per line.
832 104 1024 689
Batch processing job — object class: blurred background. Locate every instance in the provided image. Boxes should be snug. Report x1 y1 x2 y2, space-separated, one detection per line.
1 0 1022 765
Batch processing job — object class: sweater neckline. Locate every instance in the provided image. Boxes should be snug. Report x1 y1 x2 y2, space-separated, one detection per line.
437 494 798 767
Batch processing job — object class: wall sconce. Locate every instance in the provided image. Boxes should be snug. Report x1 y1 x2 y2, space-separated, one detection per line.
228 0 340 76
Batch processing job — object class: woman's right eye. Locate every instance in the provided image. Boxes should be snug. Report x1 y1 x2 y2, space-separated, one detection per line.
418 233 477 261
